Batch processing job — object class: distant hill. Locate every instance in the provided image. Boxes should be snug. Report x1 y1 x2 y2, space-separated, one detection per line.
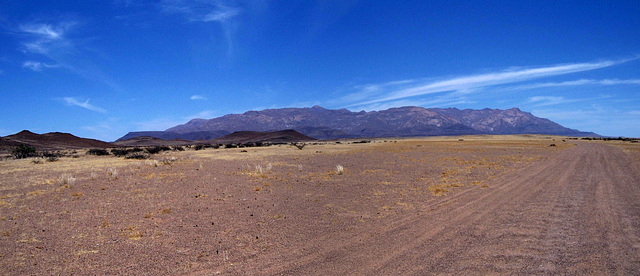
116 130 230 142
113 136 192 147
1 130 114 152
211 129 316 144
131 106 595 140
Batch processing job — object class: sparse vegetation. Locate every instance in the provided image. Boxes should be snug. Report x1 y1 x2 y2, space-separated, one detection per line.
12 144 36 159
86 148 110 156
107 168 118 179
125 152 149 159
335 165 344 175
291 142 306 150
145 146 171 154
46 156 59 162
112 147 145 157
111 149 128 157
59 174 76 185
581 136 640 142
145 160 160 167
428 184 449 196
193 144 205 151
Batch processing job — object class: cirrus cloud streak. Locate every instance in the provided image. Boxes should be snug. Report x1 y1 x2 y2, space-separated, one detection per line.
343 57 638 108
61 97 107 113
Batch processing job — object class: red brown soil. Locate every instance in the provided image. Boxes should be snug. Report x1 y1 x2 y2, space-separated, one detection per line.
1 138 639 274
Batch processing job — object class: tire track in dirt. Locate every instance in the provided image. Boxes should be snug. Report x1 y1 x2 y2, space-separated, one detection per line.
242 144 567 274
258 143 640 275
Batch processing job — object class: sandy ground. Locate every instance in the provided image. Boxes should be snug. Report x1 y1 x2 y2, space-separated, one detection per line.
1 136 639 274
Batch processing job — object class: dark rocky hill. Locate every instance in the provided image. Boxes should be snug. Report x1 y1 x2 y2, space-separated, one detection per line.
113 136 192 147
2 130 115 152
116 130 230 142
211 129 316 144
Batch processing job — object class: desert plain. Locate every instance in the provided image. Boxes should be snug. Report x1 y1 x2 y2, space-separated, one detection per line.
1 135 640 274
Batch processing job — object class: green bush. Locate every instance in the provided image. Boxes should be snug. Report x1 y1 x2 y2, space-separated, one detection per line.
111 148 129 157
172 146 185 151
193 144 205 151
86 148 110 156
145 146 162 154
12 144 36 159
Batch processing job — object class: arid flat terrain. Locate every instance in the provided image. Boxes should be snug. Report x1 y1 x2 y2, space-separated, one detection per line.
1 136 639 274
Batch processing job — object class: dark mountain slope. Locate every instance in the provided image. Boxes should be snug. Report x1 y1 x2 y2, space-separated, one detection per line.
2 130 114 151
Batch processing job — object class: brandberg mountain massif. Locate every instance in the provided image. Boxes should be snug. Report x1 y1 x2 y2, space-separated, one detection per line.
1 106 598 151
118 106 597 142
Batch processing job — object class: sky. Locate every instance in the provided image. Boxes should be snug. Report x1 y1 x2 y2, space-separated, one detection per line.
1 1 639 141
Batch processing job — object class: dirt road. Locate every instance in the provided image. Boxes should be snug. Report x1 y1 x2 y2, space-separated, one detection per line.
239 142 640 275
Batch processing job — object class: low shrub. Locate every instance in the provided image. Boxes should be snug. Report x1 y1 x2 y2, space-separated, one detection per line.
125 152 149 159
145 146 162 154
112 147 150 157
291 142 306 150
193 144 205 151
87 148 110 156
12 144 37 159
111 149 129 157
41 151 61 158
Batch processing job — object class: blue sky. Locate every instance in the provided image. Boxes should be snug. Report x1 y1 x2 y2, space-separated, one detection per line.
1 1 639 141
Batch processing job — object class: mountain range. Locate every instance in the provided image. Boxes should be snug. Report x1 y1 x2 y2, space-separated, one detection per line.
119 106 598 141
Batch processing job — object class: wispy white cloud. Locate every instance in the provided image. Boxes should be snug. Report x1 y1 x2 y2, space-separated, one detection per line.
159 0 242 56
20 23 64 39
160 0 241 22
190 94 207 100
13 19 123 92
350 93 473 112
133 110 217 131
531 102 640 137
81 117 124 142
344 58 636 108
203 6 240 22
133 117 183 131
62 97 107 113
526 96 568 107
22 60 60 71
183 110 216 120
508 78 640 90
18 21 76 55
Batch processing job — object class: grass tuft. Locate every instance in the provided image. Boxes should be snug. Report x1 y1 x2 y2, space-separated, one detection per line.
60 174 76 185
